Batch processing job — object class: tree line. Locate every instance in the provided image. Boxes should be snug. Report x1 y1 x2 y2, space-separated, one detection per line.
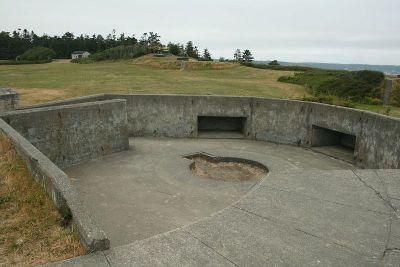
0 29 161 60
167 41 212 61
0 28 254 62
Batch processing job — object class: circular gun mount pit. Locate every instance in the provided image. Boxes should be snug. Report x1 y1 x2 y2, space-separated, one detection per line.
183 152 268 181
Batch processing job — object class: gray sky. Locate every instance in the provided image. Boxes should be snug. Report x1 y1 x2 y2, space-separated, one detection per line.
1 0 399 65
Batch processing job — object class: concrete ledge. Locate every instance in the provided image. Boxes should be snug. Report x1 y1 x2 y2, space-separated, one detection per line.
17 94 107 110
0 118 110 251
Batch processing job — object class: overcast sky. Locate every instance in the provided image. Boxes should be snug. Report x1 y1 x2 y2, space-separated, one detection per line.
1 0 399 65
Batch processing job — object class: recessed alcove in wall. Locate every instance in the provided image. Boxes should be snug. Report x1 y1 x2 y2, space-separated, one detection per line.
197 116 246 138
311 125 356 163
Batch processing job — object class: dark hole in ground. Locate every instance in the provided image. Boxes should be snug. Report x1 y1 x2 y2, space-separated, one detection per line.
197 116 246 139
184 153 268 181
311 125 356 163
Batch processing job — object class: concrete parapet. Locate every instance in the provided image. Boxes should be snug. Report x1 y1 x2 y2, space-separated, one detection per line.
0 119 110 251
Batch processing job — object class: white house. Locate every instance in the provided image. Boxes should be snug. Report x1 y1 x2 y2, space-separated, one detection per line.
71 51 90 59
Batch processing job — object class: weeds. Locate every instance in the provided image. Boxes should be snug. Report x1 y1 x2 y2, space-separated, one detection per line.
0 135 85 266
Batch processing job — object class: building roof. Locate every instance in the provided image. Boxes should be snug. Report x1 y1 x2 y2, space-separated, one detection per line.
71 51 89 54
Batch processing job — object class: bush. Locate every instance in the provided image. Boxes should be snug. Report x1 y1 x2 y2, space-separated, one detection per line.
391 80 400 107
18 47 56 61
300 95 356 108
301 96 333 105
279 69 384 102
0 59 52 65
70 58 95 64
90 45 149 61
242 62 313 71
365 97 383 105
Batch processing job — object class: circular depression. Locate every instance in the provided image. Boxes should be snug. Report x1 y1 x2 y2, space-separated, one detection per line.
184 153 268 181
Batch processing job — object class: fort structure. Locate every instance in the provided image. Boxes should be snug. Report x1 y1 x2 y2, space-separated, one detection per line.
0 93 399 266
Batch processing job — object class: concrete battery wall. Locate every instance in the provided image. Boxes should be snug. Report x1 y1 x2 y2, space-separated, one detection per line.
102 94 400 169
1 99 129 168
16 93 400 169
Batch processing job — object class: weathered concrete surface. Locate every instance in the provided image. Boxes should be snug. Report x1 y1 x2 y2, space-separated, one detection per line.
1 99 129 168
0 88 18 112
64 138 351 245
51 138 400 266
0 119 109 252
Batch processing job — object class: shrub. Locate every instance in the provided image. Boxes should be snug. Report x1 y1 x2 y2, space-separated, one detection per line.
392 80 400 107
300 95 356 108
18 47 56 61
90 45 149 61
365 97 383 105
242 62 313 71
70 58 95 64
0 59 51 65
301 96 333 105
280 69 384 102
269 60 280 66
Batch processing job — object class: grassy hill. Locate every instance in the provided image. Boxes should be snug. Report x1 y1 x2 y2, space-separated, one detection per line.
0 57 308 105
0 56 399 117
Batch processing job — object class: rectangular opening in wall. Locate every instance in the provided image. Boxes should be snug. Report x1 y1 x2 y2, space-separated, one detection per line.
197 116 246 139
311 125 356 163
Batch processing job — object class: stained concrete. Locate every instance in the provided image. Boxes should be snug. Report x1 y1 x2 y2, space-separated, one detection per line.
65 137 353 248
49 137 400 266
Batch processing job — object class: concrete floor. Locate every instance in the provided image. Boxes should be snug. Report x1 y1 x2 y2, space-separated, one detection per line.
65 137 353 247
54 138 400 266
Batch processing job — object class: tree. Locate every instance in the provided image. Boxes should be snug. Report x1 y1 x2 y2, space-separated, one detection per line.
242 49 254 63
234 49 242 61
18 46 56 61
202 48 212 61
193 46 200 59
269 60 280 66
147 32 161 52
168 42 181 56
185 41 199 59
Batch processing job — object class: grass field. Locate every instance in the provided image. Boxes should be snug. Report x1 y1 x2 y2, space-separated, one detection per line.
0 56 399 117
0 58 308 105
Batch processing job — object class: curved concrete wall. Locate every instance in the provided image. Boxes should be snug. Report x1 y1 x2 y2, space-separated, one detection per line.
102 94 400 169
2 99 129 168
16 93 400 169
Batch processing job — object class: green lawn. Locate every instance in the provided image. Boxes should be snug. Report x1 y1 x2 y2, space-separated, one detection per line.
0 58 399 118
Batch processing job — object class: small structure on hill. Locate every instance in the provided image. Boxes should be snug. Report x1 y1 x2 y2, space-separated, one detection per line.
71 51 90 59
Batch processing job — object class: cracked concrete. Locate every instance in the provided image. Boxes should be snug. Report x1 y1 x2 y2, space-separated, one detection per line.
46 138 400 266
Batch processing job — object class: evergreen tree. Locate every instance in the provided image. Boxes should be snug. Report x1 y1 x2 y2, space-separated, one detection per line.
202 48 212 61
168 42 181 56
234 49 242 61
269 60 279 66
242 49 254 63
185 41 196 58
193 46 200 59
